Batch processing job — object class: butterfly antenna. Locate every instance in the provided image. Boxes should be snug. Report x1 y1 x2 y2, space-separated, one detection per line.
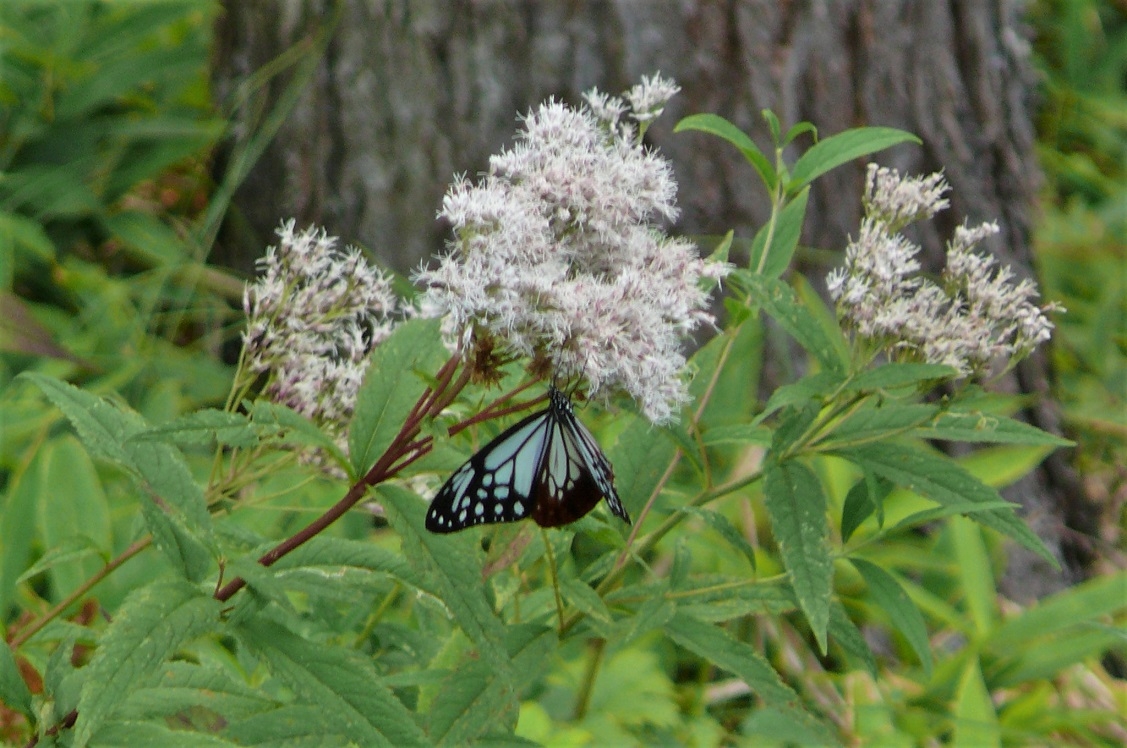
541 527 565 634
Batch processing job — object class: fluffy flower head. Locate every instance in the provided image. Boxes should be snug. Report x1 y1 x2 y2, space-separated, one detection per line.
828 165 1061 376
416 75 728 423
244 221 404 454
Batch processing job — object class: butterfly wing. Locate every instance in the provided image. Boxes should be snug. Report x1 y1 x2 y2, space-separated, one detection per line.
531 389 631 527
425 407 551 533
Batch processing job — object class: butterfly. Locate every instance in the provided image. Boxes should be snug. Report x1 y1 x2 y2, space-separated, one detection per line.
425 386 631 533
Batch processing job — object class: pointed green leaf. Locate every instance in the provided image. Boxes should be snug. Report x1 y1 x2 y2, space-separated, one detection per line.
851 558 932 676
763 460 832 651
130 409 258 449
0 641 32 719
379 485 508 663
74 579 221 747
224 705 354 746
789 127 919 190
664 613 833 740
683 508 757 570
736 273 846 375
952 659 1000 748
827 600 877 677
235 618 428 747
674 114 776 192
350 317 447 475
835 442 1056 565
841 473 892 542
915 411 1073 446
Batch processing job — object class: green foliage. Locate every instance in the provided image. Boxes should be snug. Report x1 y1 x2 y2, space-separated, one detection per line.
0 4 1120 747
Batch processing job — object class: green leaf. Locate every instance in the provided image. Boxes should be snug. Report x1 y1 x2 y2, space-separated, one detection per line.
751 186 809 278
16 535 105 586
20 373 215 579
664 614 833 740
763 460 833 652
850 558 933 676
349 317 447 475
379 485 509 663
700 423 772 447
607 411 678 522
818 403 939 449
234 618 428 747
915 411 1074 446
889 500 1017 533
847 362 956 392
36 436 112 598
271 536 433 597
789 127 920 190
560 578 614 632
757 371 842 424
0 641 32 719
2 446 47 614
827 600 877 677
427 624 554 745
737 273 846 375
683 508 756 570
952 659 1000 748
674 114 776 193
90 721 237 747
224 705 355 747
950 517 998 636
74 579 221 747
987 571 1127 648
119 661 274 723
250 400 349 470
835 442 1057 566
130 409 258 449
840 473 891 542
101 210 190 266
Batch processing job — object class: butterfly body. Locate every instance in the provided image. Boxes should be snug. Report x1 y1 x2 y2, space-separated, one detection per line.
426 387 630 533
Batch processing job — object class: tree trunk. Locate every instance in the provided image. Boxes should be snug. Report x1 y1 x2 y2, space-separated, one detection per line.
212 0 1088 596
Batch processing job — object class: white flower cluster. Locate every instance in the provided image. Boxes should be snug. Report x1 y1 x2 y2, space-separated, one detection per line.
243 220 402 447
416 74 729 424
827 165 1060 376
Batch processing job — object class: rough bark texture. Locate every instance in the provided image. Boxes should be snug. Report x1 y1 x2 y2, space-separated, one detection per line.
212 0 1088 597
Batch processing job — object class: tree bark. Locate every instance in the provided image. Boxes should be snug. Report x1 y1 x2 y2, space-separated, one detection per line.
212 0 1087 596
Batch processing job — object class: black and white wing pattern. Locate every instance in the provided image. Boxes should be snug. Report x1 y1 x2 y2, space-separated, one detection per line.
425 386 631 533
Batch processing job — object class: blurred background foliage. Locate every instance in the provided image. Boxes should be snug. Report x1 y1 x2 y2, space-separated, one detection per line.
0 0 1124 745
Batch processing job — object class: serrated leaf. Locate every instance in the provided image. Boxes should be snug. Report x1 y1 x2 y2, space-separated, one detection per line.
890 500 1017 533
224 705 354 747
131 409 258 449
349 317 447 475
818 404 939 449
700 423 773 447
120 661 274 723
74 579 221 747
674 113 775 192
21 373 215 579
560 578 613 630
0 641 32 719
249 400 349 471
847 362 956 392
235 618 427 747
763 460 832 652
607 412 677 522
756 371 841 424
737 273 846 375
915 411 1073 446
428 625 553 745
664 613 831 739
272 536 433 597
850 558 932 676
683 508 756 570
379 485 509 664
90 721 237 747
789 127 919 190
834 442 1056 566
